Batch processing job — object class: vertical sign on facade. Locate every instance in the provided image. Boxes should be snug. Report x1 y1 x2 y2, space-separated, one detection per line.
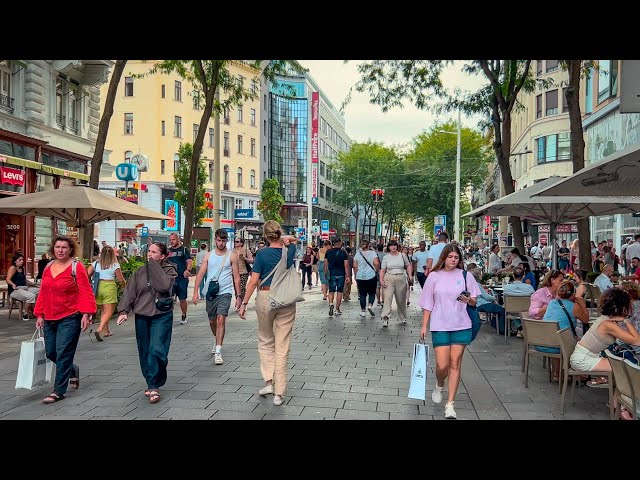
164 199 179 231
311 92 319 205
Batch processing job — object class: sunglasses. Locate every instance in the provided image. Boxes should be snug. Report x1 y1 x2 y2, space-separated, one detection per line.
234 240 241 243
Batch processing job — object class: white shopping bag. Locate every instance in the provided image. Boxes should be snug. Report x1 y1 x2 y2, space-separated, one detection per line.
15 328 53 390
408 341 429 400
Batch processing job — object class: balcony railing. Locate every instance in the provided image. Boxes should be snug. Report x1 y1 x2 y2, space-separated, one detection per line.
223 183 230 191
0 94 14 113
223 148 230 157
56 113 66 129
67 118 79 135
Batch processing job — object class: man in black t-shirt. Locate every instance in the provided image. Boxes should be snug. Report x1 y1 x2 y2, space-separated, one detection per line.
324 238 350 317
167 233 193 324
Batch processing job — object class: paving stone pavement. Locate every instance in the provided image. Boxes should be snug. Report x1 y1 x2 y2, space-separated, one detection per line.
0 282 612 420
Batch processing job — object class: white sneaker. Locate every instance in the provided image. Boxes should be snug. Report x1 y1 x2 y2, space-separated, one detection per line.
214 352 223 365
180 315 188 325
432 385 443 404
273 395 285 406
211 345 216 354
258 384 274 396
360 311 366 317
382 317 389 328
444 401 457 419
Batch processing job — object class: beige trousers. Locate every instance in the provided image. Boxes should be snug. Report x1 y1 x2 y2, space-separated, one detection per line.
255 290 297 396
10 287 40 304
381 273 407 320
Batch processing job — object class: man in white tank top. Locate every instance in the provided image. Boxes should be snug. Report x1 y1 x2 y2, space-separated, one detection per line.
192 229 241 365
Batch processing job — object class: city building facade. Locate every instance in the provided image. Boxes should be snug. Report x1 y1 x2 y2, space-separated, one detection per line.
0 60 110 277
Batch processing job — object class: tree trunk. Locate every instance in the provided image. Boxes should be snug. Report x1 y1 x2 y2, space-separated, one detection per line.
85 59 127 258
493 102 524 253
565 60 592 272
182 63 218 247
352 204 360 249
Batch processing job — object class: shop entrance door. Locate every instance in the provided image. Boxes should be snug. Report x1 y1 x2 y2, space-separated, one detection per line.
1 214 23 277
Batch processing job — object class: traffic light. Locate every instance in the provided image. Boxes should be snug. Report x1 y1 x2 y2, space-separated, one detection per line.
371 188 385 203
484 227 489 235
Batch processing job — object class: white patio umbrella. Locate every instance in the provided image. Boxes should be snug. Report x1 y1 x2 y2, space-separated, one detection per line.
0 185 169 256
536 144 640 196
463 176 640 268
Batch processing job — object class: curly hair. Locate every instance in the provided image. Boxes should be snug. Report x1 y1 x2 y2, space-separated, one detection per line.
619 282 640 301
599 288 632 317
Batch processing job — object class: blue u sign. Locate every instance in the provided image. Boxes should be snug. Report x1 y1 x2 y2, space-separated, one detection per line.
115 163 138 182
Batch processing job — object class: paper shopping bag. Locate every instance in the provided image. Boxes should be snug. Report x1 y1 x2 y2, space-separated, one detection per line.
15 329 52 390
408 342 429 400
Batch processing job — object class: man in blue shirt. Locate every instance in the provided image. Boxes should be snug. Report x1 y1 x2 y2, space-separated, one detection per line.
167 233 193 324
502 267 535 336
594 264 614 293
412 241 430 288
324 237 350 317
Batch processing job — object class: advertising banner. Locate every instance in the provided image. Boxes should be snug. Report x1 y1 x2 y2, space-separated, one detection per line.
0 166 25 186
311 92 319 203
116 186 138 204
164 199 179 231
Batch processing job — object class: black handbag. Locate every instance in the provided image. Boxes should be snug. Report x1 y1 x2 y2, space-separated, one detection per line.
146 262 173 312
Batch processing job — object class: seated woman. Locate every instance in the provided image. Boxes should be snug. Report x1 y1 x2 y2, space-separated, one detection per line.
537 280 589 381
521 261 537 290
571 288 640 388
606 283 640 364
7 254 40 321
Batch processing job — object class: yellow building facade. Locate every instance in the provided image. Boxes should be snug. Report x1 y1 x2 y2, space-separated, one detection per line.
98 61 262 243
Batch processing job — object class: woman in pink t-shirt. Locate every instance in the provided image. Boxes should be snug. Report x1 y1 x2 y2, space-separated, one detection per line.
419 244 480 419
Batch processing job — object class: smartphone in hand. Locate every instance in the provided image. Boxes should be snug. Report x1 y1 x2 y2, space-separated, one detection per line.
457 290 470 302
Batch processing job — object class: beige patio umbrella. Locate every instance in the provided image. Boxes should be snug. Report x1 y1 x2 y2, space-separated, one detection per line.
0 185 169 256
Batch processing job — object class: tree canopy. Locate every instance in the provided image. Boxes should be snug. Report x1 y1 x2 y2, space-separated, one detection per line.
174 143 207 228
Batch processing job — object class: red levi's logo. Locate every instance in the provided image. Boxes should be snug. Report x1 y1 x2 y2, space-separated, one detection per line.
0 167 25 186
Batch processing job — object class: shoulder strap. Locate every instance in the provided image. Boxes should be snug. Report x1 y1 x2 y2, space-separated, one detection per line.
213 251 231 282
402 254 409 268
557 299 578 337
358 250 377 272
463 269 468 291
43 260 77 284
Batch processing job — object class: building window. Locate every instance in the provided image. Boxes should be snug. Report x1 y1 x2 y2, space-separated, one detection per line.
193 124 199 143
562 87 569 113
125 151 132 162
249 200 255 213
250 79 258 96
326 166 332 181
250 138 256 156
209 162 214 182
237 167 243 187
223 107 230 124
545 89 558 116
263 119 267 137
223 165 229 186
250 108 256 126
235 198 243 210
237 135 243 154
585 68 594 114
161 120 165 136
161 84 165 98
536 60 543 76
174 116 182 137
546 60 559 73
174 80 182 101
237 105 243 123
250 169 256 188
124 77 134 96
320 161 325 177
222 198 230 219
536 133 571 164
597 60 618 103
173 153 180 173
124 113 134 134
161 159 165 175
319 183 325 198
209 128 215 148
223 132 229 156
535 94 542 119
0 61 12 109
192 91 200 110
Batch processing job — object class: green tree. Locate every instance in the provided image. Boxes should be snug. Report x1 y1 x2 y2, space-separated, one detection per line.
349 60 553 252
140 60 302 246
174 143 208 228
259 178 285 223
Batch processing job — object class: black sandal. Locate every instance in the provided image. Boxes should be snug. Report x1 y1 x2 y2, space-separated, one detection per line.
43 393 64 404
69 365 80 390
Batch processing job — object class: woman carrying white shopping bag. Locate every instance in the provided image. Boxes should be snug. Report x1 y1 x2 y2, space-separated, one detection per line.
419 244 480 419
34 236 96 404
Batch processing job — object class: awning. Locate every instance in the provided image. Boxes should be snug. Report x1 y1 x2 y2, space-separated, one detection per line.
0 155 41 170
40 164 89 181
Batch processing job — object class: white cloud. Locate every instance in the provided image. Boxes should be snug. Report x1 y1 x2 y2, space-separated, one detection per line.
299 60 489 148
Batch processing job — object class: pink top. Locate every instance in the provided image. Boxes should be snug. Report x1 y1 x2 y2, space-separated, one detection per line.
528 287 553 319
419 268 480 331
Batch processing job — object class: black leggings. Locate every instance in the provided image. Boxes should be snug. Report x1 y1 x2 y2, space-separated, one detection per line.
357 277 377 310
301 265 312 287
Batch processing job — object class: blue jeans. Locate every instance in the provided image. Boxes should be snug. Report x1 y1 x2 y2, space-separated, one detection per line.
477 303 506 331
135 311 173 389
43 313 82 396
416 272 427 288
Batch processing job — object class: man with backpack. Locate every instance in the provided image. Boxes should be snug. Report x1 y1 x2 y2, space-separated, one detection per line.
324 237 350 317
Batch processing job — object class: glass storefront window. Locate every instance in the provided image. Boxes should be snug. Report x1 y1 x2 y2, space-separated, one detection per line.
0 140 36 160
35 217 52 259
42 152 85 173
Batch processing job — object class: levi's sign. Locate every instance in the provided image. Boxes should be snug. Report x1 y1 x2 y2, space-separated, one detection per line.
0 167 25 186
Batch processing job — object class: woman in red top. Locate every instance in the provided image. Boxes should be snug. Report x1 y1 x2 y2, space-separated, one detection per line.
34 236 96 404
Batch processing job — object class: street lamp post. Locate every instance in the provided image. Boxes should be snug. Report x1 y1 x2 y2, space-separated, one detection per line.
438 108 462 242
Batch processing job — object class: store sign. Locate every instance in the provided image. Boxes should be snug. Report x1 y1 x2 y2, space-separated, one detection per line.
234 208 254 219
116 186 138 204
6 224 20 230
0 167 25 186
537 224 578 233
115 163 138 182
164 199 179 231
311 91 319 203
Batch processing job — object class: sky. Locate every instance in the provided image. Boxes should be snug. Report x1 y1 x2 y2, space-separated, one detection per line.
299 60 489 148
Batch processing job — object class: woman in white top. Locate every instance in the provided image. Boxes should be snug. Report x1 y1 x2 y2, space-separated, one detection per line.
87 245 126 341
379 240 413 327
353 240 380 318
489 244 502 274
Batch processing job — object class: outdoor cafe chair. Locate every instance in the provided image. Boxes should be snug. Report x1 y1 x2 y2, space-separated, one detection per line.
503 295 530 343
605 349 636 420
522 318 561 389
622 359 640 420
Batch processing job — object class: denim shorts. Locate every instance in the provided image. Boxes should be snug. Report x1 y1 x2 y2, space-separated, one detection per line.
329 275 345 293
431 329 472 347
173 277 188 300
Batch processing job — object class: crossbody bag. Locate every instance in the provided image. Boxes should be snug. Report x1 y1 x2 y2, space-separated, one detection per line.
146 262 173 312
557 299 578 337
357 250 378 281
